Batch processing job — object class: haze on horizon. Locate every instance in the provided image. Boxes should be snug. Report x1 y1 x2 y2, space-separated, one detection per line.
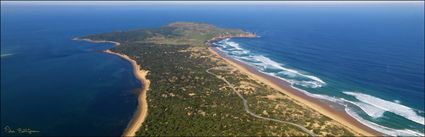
2 1 423 6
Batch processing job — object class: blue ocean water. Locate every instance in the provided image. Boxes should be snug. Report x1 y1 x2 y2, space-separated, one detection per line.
212 3 424 136
1 2 424 136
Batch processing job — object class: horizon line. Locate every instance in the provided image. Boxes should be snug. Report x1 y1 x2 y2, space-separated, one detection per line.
2 1 424 6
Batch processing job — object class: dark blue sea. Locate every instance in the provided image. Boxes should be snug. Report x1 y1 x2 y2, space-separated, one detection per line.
1 2 424 136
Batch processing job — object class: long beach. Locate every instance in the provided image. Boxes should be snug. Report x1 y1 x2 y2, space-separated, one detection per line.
207 40 382 136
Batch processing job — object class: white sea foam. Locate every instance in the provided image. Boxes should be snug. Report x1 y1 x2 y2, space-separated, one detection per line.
344 99 386 118
231 50 250 56
292 80 323 88
296 88 425 136
216 39 327 89
1 53 13 58
226 41 244 50
214 39 425 135
346 107 425 136
251 55 326 87
298 89 425 136
394 100 401 104
344 92 425 125
277 70 297 77
287 81 343 103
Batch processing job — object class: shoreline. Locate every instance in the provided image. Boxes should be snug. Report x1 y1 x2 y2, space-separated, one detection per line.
75 37 149 137
207 38 382 136
104 50 150 137
76 34 382 136
73 37 121 46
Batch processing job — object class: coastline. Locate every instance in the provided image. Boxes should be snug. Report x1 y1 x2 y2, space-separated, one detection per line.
104 50 150 137
75 38 149 137
207 38 382 136
75 34 381 136
73 38 121 46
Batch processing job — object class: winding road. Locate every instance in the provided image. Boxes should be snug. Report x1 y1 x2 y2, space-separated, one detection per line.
206 66 317 136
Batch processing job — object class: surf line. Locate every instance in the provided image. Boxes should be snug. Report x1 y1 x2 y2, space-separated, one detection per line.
207 39 380 136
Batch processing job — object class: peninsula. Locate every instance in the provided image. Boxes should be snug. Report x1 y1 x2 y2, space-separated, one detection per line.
77 22 379 136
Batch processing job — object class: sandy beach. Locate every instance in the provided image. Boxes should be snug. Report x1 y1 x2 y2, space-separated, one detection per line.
207 45 382 136
75 38 149 137
104 50 150 137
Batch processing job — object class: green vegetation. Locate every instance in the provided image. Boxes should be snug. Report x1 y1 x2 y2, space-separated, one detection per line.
82 22 251 46
81 22 357 136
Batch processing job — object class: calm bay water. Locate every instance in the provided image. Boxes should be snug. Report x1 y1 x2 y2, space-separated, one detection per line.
1 2 424 136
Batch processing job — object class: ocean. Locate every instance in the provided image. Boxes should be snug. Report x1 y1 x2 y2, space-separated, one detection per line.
1 2 424 136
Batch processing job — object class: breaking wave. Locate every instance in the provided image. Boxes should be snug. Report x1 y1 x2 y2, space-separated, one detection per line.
214 38 326 89
213 38 425 136
346 107 425 136
344 92 425 125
